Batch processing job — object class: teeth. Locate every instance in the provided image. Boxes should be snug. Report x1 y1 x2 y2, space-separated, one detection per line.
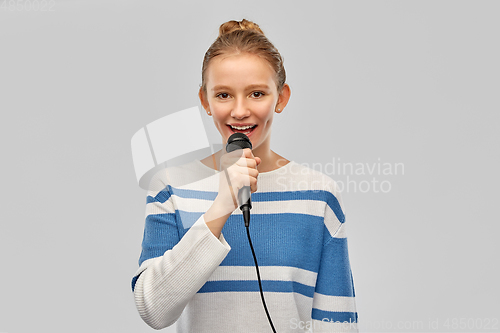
230 125 255 130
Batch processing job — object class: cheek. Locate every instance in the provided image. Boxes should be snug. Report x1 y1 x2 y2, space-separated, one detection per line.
259 105 276 123
211 112 228 132
209 102 231 116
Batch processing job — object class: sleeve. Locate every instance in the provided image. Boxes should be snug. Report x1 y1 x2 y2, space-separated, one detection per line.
310 181 358 332
131 179 231 330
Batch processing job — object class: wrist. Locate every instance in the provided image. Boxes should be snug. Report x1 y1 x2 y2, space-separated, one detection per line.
213 193 237 214
204 198 234 239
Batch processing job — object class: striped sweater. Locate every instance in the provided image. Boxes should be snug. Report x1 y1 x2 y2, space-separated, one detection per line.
132 159 358 332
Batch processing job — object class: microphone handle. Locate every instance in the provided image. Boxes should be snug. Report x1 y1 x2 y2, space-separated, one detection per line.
238 186 252 227
238 185 252 210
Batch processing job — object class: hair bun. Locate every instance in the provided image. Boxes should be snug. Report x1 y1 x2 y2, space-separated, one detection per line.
219 19 264 37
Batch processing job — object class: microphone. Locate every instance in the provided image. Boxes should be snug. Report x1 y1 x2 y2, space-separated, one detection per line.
225 133 252 227
226 133 277 331
225 133 276 332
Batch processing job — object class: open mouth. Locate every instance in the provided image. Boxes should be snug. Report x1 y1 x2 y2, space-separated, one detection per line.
227 125 257 136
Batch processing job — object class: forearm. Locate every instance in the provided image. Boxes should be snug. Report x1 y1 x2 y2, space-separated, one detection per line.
204 196 235 239
133 215 231 329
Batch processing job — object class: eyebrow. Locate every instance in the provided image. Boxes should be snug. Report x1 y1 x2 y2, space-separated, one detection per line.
211 84 271 92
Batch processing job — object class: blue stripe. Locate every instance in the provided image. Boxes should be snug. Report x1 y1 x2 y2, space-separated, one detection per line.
312 308 358 323
131 274 139 292
139 210 337 270
138 213 179 266
218 213 324 272
175 210 204 229
147 188 171 204
169 185 218 201
324 191 345 223
314 237 354 297
253 190 310 201
198 280 314 298
149 186 345 223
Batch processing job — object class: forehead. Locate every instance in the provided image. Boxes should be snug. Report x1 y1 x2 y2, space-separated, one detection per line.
206 53 276 89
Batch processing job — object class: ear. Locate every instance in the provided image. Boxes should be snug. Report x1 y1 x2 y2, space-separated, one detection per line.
275 84 291 113
198 87 210 112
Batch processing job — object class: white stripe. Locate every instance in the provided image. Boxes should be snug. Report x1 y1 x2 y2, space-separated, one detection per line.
170 195 326 216
179 292 357 332
254 199 324 217
333 222 347 238
133 257 158 278
312 293 357 313
171 195 214 212
324 202 343 238
145 196 176 215
179 291 314 332
208 265 317 287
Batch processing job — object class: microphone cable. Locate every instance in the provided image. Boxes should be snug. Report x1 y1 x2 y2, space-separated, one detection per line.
245 219 277 333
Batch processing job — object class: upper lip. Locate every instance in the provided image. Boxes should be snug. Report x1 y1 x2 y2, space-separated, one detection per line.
227 123 257 127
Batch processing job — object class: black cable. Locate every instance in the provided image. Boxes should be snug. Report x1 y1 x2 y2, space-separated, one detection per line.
245 224 277 333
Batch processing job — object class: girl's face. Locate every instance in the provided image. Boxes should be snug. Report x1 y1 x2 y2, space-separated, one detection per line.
200 52 288 153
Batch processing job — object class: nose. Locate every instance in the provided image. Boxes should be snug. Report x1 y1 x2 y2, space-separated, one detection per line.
230 98 250 119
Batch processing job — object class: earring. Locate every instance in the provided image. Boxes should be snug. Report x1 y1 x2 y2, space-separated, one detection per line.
276 108 281 112
208 112 211 115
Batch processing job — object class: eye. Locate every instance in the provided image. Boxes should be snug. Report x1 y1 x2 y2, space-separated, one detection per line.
216 92 230 99
251 91 265 98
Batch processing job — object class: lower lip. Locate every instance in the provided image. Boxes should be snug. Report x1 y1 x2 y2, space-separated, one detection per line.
227 125 257 137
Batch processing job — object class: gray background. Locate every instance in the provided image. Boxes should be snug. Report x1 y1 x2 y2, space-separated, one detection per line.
1 1 499 332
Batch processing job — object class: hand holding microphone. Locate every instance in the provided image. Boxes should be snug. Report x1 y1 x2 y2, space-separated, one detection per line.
205 133 260 236
217 138 260 217
223 133 259 226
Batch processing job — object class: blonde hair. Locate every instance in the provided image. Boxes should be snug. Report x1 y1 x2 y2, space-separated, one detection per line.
201 19 286 94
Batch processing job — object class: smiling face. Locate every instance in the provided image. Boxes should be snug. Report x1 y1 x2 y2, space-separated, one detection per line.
199 52 289 156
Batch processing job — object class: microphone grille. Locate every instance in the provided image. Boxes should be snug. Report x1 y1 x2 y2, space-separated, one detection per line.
226 133 252 152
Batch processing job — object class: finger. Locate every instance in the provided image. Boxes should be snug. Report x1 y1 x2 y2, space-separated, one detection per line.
234 164 258 179
223 149 257 169
220 151 244 169
250 177 258 193
238 158 257 169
